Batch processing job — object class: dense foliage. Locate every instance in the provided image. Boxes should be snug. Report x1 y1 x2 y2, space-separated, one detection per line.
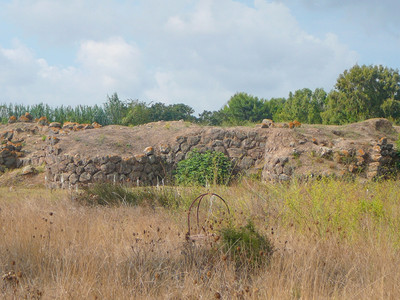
220 220 274 268
201 65 400 125
175 150 233 186
1 64 399 126
322 65 400 124
0 93 195 126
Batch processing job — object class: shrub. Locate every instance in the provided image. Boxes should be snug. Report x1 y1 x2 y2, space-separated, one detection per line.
175 149 233 186
220 220 274 268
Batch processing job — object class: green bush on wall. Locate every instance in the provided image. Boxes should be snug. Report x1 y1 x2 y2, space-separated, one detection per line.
175 149 233 186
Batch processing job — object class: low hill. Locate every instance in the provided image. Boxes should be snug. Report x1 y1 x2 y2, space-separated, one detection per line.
0 118 399 187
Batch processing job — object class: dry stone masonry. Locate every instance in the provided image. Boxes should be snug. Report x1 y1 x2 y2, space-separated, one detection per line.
1 114 103 174
262 124 400 182
45 127 270 188
1 116 399 187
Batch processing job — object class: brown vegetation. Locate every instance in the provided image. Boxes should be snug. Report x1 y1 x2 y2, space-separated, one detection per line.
1 179 400 299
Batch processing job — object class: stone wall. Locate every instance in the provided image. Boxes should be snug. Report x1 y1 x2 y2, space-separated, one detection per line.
262 133 400 182
367 137 399 179
0 129 31 171
2 118 399 187
45 152 166 189
45 127 270 188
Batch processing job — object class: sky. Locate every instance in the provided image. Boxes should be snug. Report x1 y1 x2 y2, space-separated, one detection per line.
0 0 399 114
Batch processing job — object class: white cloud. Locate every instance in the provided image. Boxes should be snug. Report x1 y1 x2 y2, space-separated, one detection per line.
0 0 359 112
148 0 357 110
0 37 144 106
77 38 143 90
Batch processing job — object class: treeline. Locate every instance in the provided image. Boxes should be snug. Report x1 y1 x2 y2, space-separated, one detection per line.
1 64 400 126
201 64 400 126
0 97 195 126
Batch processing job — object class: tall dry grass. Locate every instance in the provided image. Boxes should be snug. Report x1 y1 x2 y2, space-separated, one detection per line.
1 179 400 299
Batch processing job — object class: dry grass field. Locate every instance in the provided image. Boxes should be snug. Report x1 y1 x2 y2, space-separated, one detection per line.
1 178 400 299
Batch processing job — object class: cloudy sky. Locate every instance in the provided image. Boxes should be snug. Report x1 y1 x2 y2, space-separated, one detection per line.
0 0 399 113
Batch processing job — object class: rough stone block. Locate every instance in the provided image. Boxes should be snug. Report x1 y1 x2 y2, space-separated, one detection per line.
212 140 224 147
116 160 133 174
85 163 98 175
135 154 147 164
79 172 91 183
144 163 152 173
243 140 256 150
213 146 226 154
109 155 121 164
144 146 154 156
160 144 170 154
76 166 85 175
93 171 106 182
180 143 191 153
188 136 201 147
132 163 144 172
208 128 225 140
176 136 187 144
100 161 115 174
239 156 254 170
69 173 79 184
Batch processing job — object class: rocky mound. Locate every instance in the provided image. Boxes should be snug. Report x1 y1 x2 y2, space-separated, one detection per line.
0 118 399 187
262 119 399 181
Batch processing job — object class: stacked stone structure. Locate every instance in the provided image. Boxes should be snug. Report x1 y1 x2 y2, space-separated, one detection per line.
45 127 269 188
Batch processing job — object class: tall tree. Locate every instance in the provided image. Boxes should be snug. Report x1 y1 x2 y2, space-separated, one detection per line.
222 92 269 125
322 65 400 124
266 98 286 122
308 88 327 124
278 88 326 123
104 93 128 125
122 100 151 126
197 110 225 126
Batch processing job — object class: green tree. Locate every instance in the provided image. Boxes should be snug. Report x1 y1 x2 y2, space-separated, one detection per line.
197 110 225 126
122 100 151 126
104 93 128 125
381 99 400 121
308 88 326 124
276 88 326 124
279 89 312 122
266 98 286 122
167 103 195 121
322 65 400 124
149 103 194 122
222 92 269 125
